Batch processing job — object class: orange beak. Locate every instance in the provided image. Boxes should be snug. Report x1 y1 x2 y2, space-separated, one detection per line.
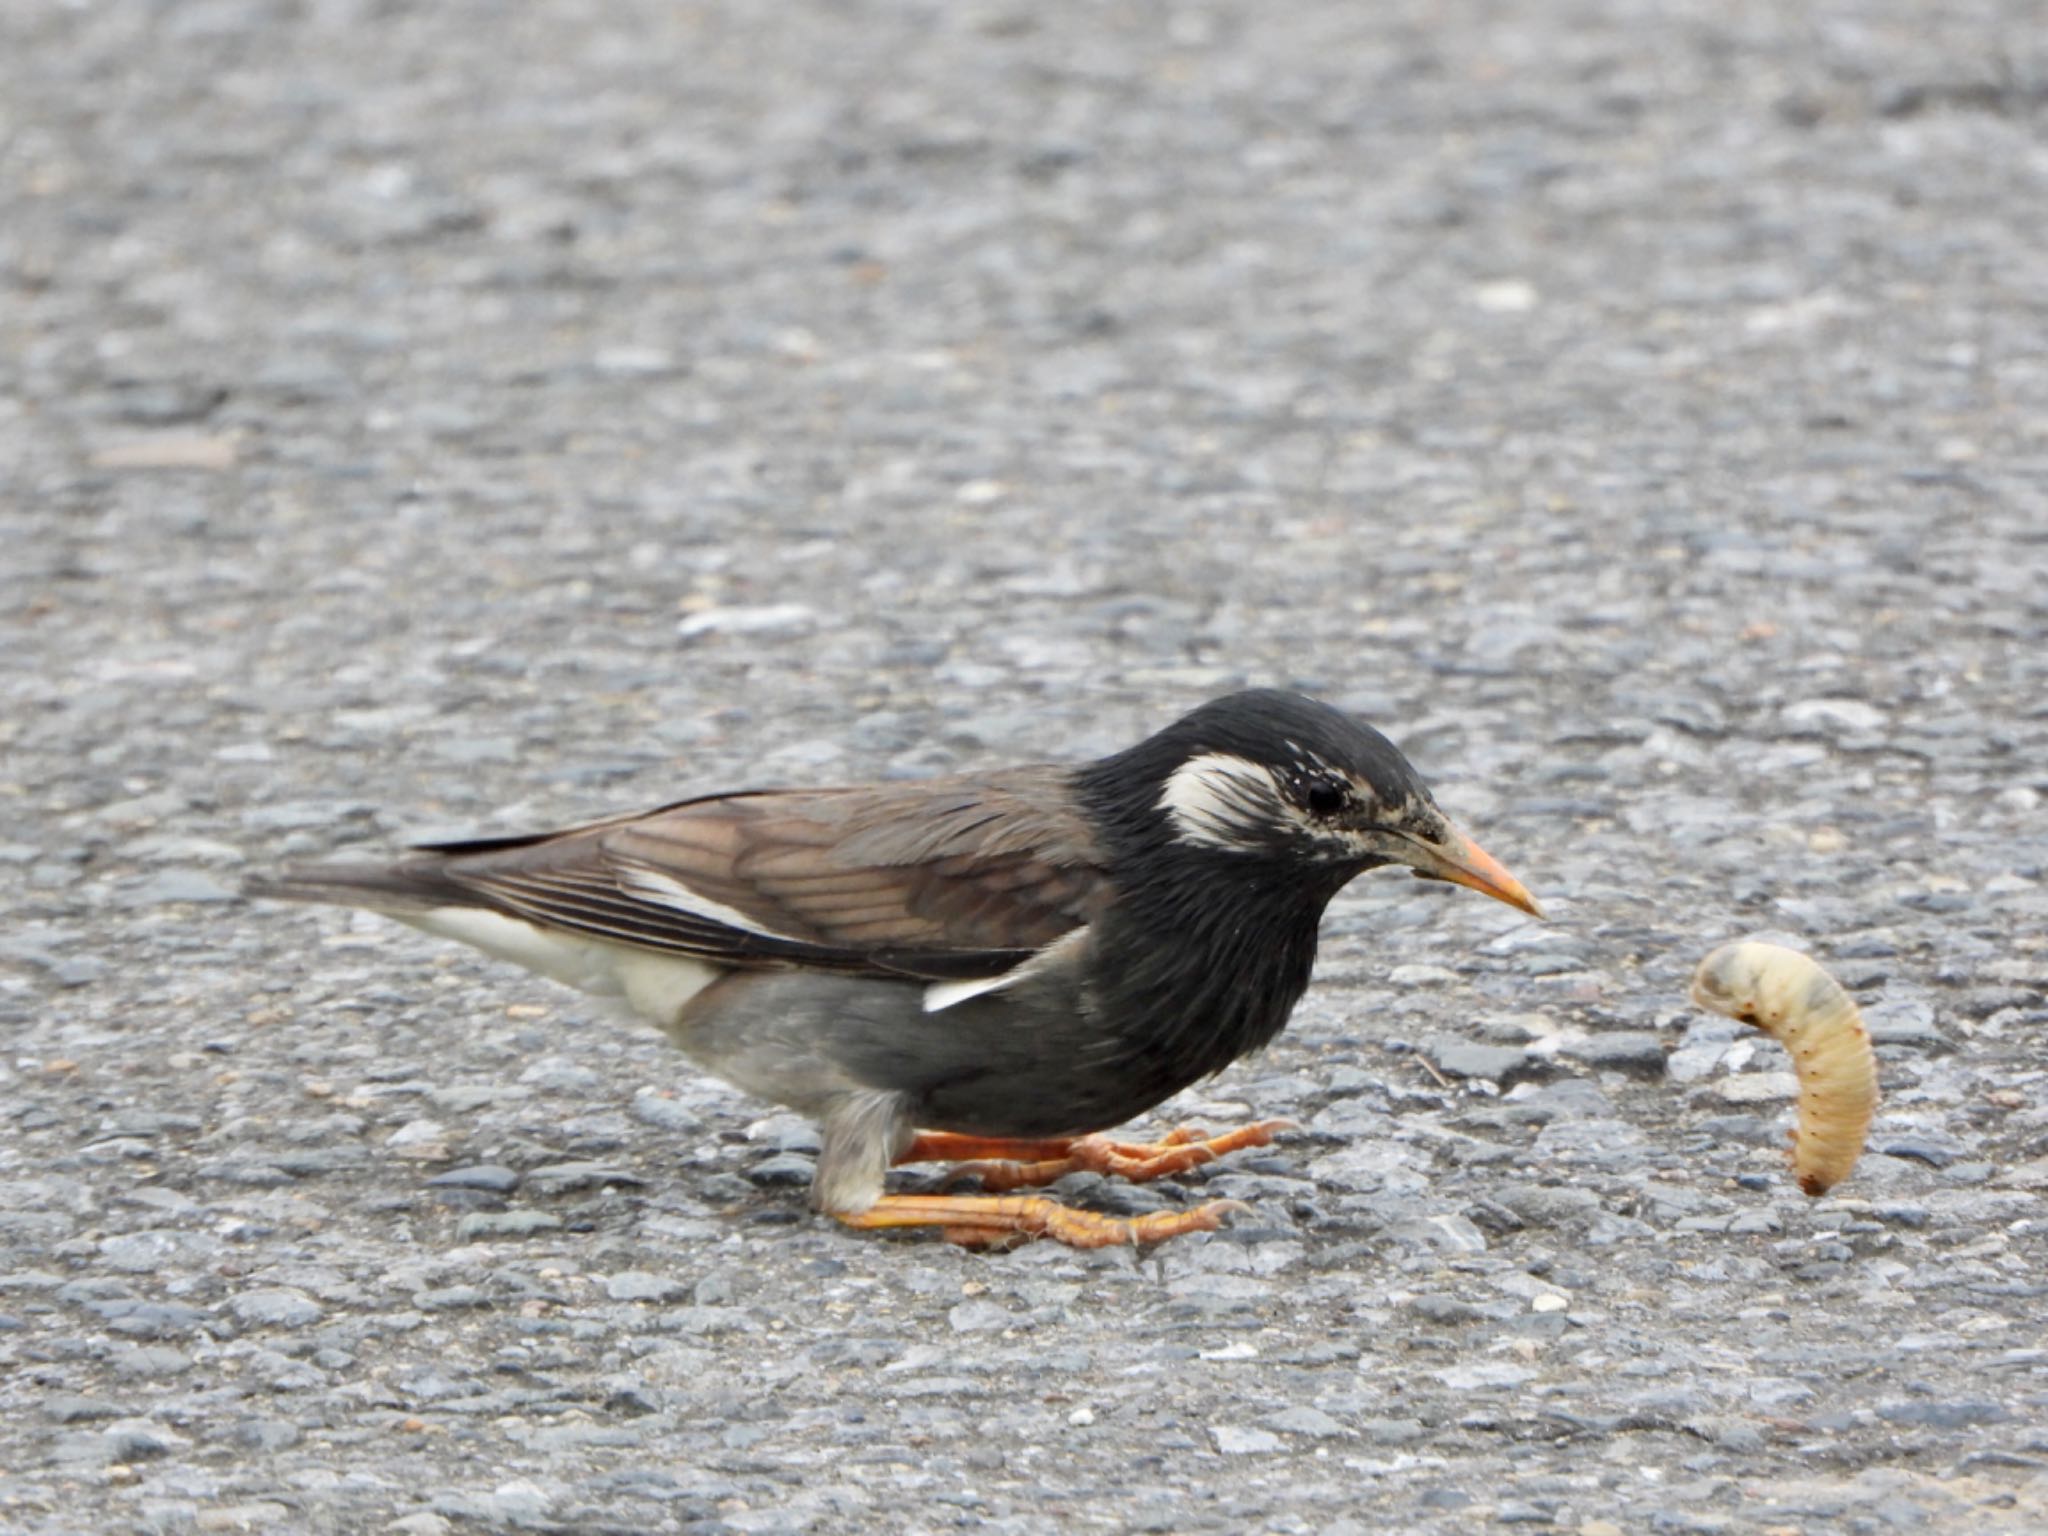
1409 829 1544 918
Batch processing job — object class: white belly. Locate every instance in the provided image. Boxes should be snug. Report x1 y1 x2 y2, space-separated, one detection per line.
396 908 721 1024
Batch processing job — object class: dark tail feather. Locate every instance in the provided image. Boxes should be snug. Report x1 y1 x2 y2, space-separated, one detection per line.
242 858 473 913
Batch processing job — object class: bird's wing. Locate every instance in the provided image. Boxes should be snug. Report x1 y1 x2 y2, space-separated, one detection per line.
417 767 1108 981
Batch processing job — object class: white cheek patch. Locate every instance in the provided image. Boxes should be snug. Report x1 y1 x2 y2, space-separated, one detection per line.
1157 752 1286 850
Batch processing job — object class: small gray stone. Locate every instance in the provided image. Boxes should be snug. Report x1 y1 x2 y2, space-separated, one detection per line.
1211 1424 1284 1454
948 1298 1016 1333
1387 963 1461 986
117 870 239 906
193 1502 294 1529
50 957 108 987
1408 1294 1484 1325
1386 1214 1489 1254
1564 1032 1669 1073
432 734 520 765
1877 1399 2011 1428
106 1423 180 1461
524 1162 646 1194
1875 1133 1966 1168
101 1230 204 1273
753 1116 824 1155
111 1346 192 1377
1436 1361 1538 1392
605 1271 686 1303
195 1160 297 1187
428 1164 522 1193
676 603 816 639
628 1093 703 1133
1668 1041 1736 1084
1715 1071 1798 1104
1863 999 1953 1049
228 1287 323 1329
434 1487 555 1528
415 1285 491 1310
101 379 228 425
693 1272 738 1306
1495 1185 1603 1229
1425 1038 1531 1081
1263 1405 1346 1438
45 1393 123 1423
97 1300 210 1338
54 1424 179 1464
426 1085 530 1113
454 1210 563 1240
1502 1078 1616 1123
227 1417 303 1452
1358 1417 1427 1445
518 1059 603 1093
1688 1415 1765 1451
1783 697 1887 734
744 1152 817 1187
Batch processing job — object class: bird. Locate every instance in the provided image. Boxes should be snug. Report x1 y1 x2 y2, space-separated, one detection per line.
248 689 1539 1247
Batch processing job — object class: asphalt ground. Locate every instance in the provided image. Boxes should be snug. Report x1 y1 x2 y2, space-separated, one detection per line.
3 2 2046 1532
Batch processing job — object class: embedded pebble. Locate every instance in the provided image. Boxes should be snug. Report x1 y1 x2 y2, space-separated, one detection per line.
744 1153 818 1188
453 1211 563 1240
226 1288 324 1329
1212 1425 1285 1455
428 1165 522 1194
948 1298 1017 1333
1714 1071 1801 1104
523 1163 647 1194
1425 1039 1533 1081
1264 1405 1347 1438
1563 1032 1670 1073
604 1271 687 1303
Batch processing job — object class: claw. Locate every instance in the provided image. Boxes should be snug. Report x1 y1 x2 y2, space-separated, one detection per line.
839 1193 1251 1248
902 1120 1294 1192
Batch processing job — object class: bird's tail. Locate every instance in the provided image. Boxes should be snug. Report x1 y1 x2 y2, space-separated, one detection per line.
242 858 471 913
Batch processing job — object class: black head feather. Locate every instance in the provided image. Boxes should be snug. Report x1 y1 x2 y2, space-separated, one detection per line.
1064 691 1450 1094
1143 688 1424 796
1073 688 1436 863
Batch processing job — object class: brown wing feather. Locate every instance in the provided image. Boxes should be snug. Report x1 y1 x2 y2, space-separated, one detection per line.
430 767 1107 981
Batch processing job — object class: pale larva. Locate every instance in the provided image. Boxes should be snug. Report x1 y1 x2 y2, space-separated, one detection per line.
1689 942 1880 1196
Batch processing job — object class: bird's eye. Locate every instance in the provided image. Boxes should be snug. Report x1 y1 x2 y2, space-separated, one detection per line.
1304 780 1349 817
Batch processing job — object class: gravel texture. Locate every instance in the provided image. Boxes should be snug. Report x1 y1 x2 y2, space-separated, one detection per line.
5 1 2048 1532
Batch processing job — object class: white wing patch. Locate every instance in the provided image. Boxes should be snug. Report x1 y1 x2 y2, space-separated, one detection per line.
923 972 1017 1013
613 863 804 941
923 928 1091 1014
1157 752 1284 850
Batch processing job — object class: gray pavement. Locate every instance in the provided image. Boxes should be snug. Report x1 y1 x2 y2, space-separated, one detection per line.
4 1 2047 1531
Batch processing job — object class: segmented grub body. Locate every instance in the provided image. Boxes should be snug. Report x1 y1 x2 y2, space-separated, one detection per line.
1689 941 1880 1196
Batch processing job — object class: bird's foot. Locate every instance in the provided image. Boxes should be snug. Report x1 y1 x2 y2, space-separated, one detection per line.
901 1120 1293 1192
835 1193 1251 1249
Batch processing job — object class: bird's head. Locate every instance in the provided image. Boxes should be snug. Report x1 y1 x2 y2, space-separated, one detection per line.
1086 689 1541 917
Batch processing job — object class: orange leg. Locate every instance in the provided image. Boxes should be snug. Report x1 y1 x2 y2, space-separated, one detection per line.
836 1192 1250 1249
899 1120 1293 1193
